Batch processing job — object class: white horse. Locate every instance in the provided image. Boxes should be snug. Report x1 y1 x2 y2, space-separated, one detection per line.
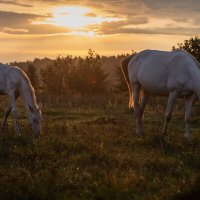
121 49 200 141
0 63 42 136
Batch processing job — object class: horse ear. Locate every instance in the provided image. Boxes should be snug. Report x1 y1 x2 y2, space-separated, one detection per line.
28 105 34 113
38 102 43 110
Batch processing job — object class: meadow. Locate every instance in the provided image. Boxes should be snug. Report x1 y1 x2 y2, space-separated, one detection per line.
0 95 200 200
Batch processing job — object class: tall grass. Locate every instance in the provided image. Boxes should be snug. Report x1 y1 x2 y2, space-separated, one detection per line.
0 95 200 200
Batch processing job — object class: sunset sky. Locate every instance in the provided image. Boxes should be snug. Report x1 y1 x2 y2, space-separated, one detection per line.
0 0 200 63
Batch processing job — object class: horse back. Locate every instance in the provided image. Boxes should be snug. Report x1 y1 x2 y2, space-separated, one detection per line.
0 64 24 94
128 50 200 95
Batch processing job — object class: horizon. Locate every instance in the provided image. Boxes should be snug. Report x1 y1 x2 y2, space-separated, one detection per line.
0 0 199 63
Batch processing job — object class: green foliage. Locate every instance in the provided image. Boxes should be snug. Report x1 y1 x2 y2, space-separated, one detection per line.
40 56 74 96
114 64 127 93
172 36 200 62
40 50 108 96
26 64 38 90
69 49 108 95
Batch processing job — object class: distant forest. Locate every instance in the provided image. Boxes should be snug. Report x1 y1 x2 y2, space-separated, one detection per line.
7 36 200 104
9 49 133 104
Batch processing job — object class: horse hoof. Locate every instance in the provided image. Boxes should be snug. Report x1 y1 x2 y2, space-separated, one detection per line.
136 132 143 137
185 137 191 145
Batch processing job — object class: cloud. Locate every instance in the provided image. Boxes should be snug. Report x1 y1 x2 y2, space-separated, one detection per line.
0 11 41 27
23 0 149 17
96 25 200 36
88 17 148 32
2 27 29 34
1 0 200 36
87 16 198 36
84 12 97 17
20 0 200 18
0 10 70 34
142 0 200 21
0 0 33 7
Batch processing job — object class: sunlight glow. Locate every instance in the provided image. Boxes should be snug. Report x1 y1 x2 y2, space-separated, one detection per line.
34 6 121 30
68 31 96 37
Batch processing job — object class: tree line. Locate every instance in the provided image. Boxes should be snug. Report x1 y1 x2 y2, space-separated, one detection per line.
11 49 127 99
10 36 200 101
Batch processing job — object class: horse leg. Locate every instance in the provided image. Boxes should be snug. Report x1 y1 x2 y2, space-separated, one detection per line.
9 91 20 134
184 94 195 142
163 91 178 135
139 92 149 134
140 92 149 115
1 93 19 130
1 103 12 130
139 91 149 134
132 83 142 136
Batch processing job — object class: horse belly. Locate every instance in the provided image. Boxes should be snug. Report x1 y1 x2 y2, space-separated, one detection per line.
137 68 169 95
140 79 169 95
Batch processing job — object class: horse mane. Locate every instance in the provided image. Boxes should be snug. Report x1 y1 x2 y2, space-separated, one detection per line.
16 67 38 109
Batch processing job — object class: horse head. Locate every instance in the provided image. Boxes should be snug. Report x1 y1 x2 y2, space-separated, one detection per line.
28 103 42 136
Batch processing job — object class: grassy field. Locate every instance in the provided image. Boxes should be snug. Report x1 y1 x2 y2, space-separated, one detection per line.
0 96 200 200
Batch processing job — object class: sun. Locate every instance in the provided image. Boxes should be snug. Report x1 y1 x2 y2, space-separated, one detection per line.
51 6 92 29
34 6 121 31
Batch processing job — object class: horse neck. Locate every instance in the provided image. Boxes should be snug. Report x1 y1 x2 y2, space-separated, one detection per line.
20 79 37 111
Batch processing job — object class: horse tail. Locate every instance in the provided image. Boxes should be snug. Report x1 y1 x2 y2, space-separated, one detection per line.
121 54 135 109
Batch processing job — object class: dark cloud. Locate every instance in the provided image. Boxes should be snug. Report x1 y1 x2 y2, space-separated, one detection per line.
83 0 200 36
191 18 200 26
0 10 70 34
143 0 200 11
143 0 200 19
172 18 190 23
89 16 148 30
2 24 70 34
86 0 148 18
0 11 42 27
95 24 200 36
0 0 33 7
22 0 200 17
26 0 148 17
86 17 149 37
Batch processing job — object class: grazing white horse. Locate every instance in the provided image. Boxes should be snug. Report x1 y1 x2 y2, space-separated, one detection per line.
0 63 42 136
121 49 200 141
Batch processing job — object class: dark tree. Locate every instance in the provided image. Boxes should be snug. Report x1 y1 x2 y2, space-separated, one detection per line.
26 64 38 90
40 56 74 96
172 36 200 62
69 49 108 95
114 64 128 93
